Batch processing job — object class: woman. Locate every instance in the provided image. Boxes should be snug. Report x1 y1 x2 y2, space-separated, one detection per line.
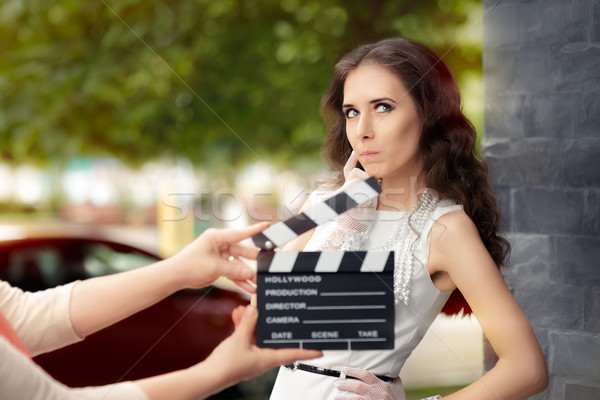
1 223 321 400
269 38 547 400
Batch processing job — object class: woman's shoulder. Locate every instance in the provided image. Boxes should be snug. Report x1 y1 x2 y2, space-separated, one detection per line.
431 207 480 249
429 208 488 277
431 198 463 221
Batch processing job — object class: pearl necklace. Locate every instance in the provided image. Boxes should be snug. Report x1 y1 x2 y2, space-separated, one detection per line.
369 189 438 305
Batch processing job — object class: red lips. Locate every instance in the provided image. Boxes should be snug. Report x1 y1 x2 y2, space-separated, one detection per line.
360 151 379 161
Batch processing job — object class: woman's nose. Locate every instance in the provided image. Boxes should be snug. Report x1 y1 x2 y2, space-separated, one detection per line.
357 114 374 139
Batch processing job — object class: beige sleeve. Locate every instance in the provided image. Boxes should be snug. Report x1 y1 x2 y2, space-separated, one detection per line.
0 337 149 400
0 280 83 356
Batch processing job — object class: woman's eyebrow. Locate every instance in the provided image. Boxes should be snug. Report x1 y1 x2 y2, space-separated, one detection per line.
369 97 397 104
342 97 398 108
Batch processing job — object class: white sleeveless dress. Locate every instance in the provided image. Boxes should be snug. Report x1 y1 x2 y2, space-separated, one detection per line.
269 199 462 400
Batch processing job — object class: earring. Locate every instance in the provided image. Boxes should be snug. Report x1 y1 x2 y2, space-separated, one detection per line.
377 177 382 186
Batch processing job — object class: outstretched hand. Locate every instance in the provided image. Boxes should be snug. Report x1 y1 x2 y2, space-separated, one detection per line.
199 304 322 392
165 222 269 293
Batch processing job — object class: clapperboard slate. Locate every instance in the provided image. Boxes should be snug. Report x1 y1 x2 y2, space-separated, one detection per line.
253 176 395 350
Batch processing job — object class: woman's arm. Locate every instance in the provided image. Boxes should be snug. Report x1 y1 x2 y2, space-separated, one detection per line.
1 280 82 355
0 336 148 400
136 303 321 400
429 212 548 399
70 223 266 338
1 304 321 400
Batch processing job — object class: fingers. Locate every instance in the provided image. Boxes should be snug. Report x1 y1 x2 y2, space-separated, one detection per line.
212 222 269 244
211 225 264 283
231 305 246 327
334 396 366 400
220 257 256 282
231 279 257 294
228 243 260 260
335 396 366 400
236 303 259 336
335 379 370 395
266 348 323 366
234 300 321 364
335 368 400 400
342 367 380 384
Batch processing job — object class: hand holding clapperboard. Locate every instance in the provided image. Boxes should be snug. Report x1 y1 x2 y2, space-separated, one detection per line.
252 177 395 350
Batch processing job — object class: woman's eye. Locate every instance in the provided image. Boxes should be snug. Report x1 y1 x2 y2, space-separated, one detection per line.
345 109 359 119
376 103 393 113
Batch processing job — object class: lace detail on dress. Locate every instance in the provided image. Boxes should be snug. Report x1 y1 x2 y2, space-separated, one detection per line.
369 190 439 305
320 229 369 251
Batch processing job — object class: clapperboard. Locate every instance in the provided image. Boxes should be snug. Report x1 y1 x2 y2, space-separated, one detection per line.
253 176 395 350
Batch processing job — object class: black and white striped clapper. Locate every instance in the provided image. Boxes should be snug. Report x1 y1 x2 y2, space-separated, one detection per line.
253 176 396 351
256 250 395 350
252 176 381 250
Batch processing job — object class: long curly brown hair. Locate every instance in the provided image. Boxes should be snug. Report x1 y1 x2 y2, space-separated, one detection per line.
320 37 510 316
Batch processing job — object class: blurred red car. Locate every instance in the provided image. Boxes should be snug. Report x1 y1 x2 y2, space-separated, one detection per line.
0 223 268 399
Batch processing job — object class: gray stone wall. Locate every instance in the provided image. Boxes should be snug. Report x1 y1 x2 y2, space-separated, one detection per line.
483 0 600 399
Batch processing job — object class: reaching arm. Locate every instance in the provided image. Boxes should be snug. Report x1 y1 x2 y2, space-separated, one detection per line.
69 223 266 338
1 303 321 400
136 303 321 400
429 212 548 399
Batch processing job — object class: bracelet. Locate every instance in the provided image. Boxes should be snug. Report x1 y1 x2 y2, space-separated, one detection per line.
420 396 442 400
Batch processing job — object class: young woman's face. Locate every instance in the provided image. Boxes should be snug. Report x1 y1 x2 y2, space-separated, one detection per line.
343 64 423 185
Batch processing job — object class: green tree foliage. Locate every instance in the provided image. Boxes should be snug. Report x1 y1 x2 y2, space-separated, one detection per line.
0 0 482 170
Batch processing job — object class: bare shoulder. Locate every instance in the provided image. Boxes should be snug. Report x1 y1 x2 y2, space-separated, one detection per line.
429 209 493 278
431 209 480 250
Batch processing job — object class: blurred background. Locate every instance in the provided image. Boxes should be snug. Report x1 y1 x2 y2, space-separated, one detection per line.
1 0 485 398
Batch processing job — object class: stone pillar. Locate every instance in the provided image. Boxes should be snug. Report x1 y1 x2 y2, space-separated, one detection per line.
483 0 600 399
